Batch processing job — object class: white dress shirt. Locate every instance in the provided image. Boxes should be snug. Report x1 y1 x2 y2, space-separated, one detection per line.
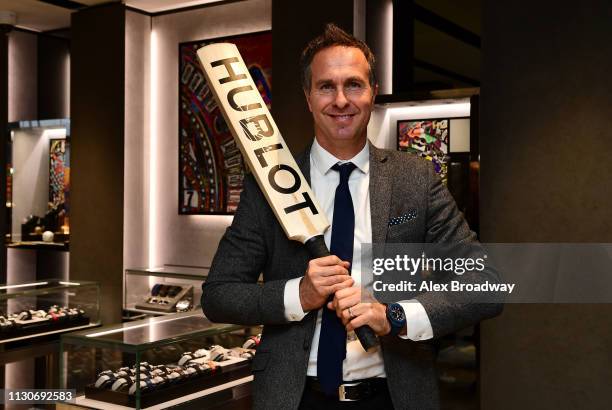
283 138 434 380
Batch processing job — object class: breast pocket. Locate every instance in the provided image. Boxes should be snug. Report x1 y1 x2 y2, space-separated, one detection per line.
387 220 414 240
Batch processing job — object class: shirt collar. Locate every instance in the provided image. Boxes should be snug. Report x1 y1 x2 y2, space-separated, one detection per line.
310 138 370 176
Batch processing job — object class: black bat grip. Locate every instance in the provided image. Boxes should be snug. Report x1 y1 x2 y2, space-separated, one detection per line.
305 234 331 258
304 235 380 351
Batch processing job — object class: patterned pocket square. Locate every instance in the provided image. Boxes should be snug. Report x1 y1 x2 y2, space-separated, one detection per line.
388 209 418 226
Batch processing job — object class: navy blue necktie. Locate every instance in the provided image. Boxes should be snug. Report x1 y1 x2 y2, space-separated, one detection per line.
317 162 357 395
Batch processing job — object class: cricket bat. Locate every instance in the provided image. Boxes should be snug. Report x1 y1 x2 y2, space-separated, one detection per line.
197 43 378 351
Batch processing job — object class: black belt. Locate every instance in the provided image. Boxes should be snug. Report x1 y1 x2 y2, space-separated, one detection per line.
305 377 388 402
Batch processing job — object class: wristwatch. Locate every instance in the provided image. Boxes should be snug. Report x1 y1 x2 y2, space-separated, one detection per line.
209 345 227 362
111 376 133 392
94 370 116 389
385 303 406 337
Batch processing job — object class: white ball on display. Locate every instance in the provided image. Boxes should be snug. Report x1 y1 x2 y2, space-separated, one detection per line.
42 231 54 242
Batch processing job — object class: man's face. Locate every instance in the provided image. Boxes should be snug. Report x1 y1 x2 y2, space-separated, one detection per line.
305 46 377 152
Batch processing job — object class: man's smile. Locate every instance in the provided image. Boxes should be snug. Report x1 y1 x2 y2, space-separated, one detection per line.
327 113 357 124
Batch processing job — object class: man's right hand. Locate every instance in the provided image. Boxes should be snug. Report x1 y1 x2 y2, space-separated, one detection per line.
299 255 353 312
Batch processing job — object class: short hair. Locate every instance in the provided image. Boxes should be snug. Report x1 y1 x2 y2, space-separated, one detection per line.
300 23 377 92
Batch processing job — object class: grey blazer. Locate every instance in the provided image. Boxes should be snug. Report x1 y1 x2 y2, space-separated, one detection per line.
202 143 502 409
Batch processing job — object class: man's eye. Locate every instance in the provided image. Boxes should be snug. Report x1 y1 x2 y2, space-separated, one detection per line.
346 81 363 90
320 84 334 91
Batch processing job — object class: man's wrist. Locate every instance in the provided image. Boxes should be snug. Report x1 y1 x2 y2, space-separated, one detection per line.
298 277 314 312
384 302 407 337
377 303 392 336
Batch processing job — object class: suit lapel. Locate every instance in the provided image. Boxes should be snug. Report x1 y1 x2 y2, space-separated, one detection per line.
369 143 392 243
295 143 312 186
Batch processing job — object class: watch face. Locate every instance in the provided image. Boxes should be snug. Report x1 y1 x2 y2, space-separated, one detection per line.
390 304 405 322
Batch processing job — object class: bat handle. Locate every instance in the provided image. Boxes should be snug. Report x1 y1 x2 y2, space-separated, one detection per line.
304 235 380 351
305 234 331 257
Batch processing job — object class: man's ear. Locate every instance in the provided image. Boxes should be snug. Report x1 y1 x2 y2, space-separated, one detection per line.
371 84 379 106
303 88 313 112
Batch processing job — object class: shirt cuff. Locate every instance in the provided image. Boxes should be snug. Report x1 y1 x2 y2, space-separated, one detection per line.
284 277 307 321
398 300 433 341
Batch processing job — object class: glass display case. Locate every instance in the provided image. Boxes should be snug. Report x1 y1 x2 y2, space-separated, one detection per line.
124 265 208 315
61 311 260 409
0 279 100 344
6 119 71 248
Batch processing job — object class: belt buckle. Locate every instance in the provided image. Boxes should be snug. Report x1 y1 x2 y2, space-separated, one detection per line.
338 382 359 402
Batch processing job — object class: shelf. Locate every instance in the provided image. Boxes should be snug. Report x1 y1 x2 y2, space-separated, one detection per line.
62 310 244 352
0 279 98 299
123 304 200 317
125 265 209 280
7 241 69 251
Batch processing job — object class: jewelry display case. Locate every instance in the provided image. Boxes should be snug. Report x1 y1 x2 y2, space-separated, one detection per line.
124 266 208 315
0 279 100 344
60 311 261 409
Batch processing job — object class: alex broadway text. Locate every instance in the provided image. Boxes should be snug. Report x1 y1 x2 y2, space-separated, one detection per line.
373 280 515 294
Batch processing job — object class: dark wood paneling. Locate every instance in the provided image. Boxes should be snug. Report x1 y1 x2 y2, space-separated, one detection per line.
70 3 125 324
0 27 9 282
38 35 70 119
272 0 354 155
391 0 414 94
480 1 612 409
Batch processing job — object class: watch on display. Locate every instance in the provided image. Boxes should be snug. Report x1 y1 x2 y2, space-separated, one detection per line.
175 299 192 312
183 366 198 378
157 285 169 297
17 311 32 321
167 286 181 297
136 362 153 373
242 334 261 350
94 371 117 389
228 347 254 360
150 375 167 388
386 303 406 337
178 348 209 365
165 368 185 383
150 366 168 376
128 380 149 395
111 376 133 392
208 345 227 362
185 362 212 375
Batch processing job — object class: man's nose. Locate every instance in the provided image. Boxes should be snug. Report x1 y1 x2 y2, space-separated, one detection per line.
333 88 349 109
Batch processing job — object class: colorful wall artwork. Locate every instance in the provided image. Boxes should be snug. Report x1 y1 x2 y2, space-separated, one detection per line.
49 138 70 233
397 119 450 184
179 31 272 214
49 138 70 209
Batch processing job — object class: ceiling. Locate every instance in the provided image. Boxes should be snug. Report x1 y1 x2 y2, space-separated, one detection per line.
0 0 480 87
0 0 225 31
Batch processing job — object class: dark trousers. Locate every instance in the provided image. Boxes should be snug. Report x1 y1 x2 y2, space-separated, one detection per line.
298 384 395 410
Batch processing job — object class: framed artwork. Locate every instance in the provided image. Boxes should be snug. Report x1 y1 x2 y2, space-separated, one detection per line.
179 31 272 214
49 138 70 212
397 118 450 184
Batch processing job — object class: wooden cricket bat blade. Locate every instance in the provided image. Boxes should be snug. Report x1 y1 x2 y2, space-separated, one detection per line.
196 43 328 245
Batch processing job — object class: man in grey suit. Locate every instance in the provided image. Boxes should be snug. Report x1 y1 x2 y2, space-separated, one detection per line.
202 24 502 409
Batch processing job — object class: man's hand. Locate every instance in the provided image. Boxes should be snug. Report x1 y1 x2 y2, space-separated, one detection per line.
327 287 391 336
299 255 353 312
